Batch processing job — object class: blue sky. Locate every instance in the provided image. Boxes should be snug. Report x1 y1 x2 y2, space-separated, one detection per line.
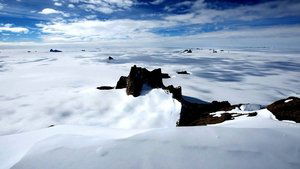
0 0 300 48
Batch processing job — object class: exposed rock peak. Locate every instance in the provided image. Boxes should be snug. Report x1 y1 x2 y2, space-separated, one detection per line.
97 65 299 126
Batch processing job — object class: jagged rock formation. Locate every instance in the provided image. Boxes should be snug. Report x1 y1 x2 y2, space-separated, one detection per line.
183 49 192 53
97 65 300 126
114 65 167 97
267 96 300 122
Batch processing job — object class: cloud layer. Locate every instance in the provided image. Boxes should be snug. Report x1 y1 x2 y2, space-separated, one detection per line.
0 0 300 47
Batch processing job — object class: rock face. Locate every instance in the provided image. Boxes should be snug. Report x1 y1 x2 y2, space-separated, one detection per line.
177 100 234 126
115 76 127 89
50 49 62 52
267 96 300 122
126 65 164 97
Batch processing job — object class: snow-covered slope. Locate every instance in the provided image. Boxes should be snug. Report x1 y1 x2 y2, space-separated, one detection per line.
1 111 299 169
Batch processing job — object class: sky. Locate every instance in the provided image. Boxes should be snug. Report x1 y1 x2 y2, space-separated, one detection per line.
0 0 300 48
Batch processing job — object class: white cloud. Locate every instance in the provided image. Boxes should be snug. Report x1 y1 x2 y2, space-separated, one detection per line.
150 0 164 5
0 24 29 33
68 0 134 14
68 4 75 8
39 8 70 17
36 19 173 42
39 8 62 14
79 4 114 14
0 3 4 10
54 2 63 6
164 0 300 25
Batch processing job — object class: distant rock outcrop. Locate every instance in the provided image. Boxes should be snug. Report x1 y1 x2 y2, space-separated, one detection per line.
50 49 62 52
267 96 300 122
97 86 114 90
183 49 192 53
108 56 114 60
177 71 190 75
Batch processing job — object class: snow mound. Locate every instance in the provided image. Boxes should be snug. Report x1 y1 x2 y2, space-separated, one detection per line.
0 123 299 169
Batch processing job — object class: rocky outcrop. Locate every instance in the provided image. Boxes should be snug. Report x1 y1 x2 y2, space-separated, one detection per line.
50 49 62 52
97 86 114 90
183 49 192 53
177 100 235 126
116 76 127 89
161 73 171 79
177 71 190 75
267 96 300 122
97 65 299 126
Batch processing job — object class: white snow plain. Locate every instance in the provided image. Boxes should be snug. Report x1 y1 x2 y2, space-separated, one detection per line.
0 46 300 169
0 47 299 135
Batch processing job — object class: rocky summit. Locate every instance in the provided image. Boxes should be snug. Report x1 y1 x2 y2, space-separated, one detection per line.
97 65 300 126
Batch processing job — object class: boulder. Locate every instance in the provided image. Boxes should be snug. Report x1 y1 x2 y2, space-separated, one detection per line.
267 96 300 122
108 56 114 60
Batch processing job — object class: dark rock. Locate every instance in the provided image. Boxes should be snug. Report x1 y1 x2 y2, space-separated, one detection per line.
213 50 217 53
27 51 31 53
165 85 182 101
126 65 164 97
177 71 190 75
177 100 234 126
108 56 114 60
267 96 300 122
220 49 224 52
81 50 86 51
183 49 192 53
248 112 257 117
191 113 233 126
161 73 171 79
48 124 55 128
116 76 127 89
97 86 114 90
50 49 62 52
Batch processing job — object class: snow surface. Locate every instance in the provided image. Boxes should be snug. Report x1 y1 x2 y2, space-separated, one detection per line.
0 47 299 135
0 47 300 169
0 111 299 169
